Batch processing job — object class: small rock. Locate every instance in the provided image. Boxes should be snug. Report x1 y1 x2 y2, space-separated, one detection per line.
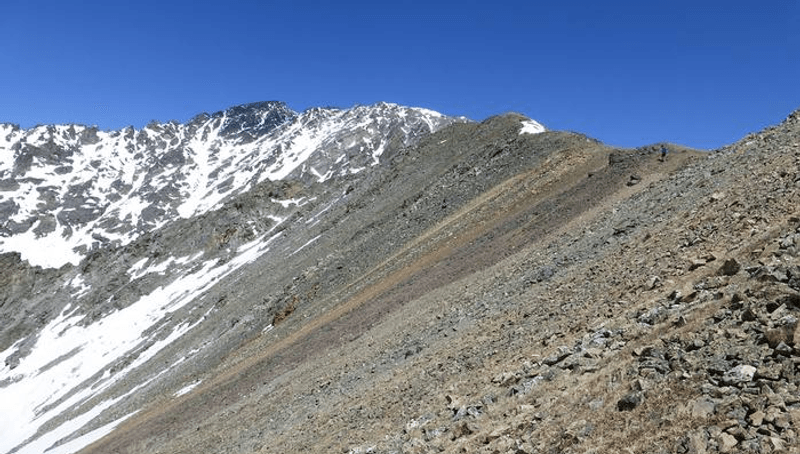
517 442 535 454
679 430 709 454
767 391 785 408
748 410 765 427
689 258 707 271
542 346 571 366
485 425 510 442
563 419 591 442
717 433 738 453
741 307 758 322
722 365 756 385
752 266 789 283
517 404 536 414
690 398 716 418
774 341 793 356
402 438 428 454
718 258 741 276
769 436 785 451
765 328 790 349
774 412 791 430
647 275 661 289
725 425 747 440
583 347 604 358
755 363 783 381
445 394 461 409
789 408 800 427
492 371 520 387
450 421 477 440
617 393 642 411
764 405 782 424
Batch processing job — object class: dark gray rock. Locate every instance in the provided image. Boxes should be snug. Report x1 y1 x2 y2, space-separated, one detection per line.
617 392 642 411
718 258 741 276
542 346 571 366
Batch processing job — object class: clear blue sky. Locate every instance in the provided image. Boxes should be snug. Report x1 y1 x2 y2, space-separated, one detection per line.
1 1 797 149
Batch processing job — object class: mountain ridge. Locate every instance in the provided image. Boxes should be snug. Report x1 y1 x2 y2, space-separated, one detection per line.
2 103 798 454
0 102 466 268
0 102 537 454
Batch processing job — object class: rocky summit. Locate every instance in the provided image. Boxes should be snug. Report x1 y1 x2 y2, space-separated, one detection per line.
0 102 798 454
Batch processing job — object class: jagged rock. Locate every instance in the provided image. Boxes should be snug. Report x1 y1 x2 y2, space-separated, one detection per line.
765 328 791 349
542 346 571 366
722 365 757 385
717 433 738 453
768 436 786 451
751 266 789 283
690 398 717 419
749 410 765 426
718 258 741 276
450 421 478 440
741 307 758 322
689 258 708 271
773 341 793 356
647 275 661 289
627 174 641 186
617 393 642 411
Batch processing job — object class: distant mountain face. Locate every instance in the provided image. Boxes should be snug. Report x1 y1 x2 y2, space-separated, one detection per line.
0 102 462 268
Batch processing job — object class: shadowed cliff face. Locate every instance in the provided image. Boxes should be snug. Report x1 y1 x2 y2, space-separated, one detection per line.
4 103 800 454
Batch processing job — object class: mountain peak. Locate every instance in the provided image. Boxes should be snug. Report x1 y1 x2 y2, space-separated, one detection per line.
0 101 465 268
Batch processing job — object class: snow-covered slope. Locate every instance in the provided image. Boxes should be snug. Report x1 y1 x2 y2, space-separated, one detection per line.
0 102 460 268
0 101 473 454
0 102 555 454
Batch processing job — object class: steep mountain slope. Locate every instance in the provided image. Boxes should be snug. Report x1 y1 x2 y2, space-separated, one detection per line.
2 102 798 454
80 110 799 454
0 102 465 454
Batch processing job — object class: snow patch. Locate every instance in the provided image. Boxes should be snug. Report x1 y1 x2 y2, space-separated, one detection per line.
290 234 321 256
174 380 202 397
33 410 139 454
68 275 91 300
520 119 546 135
0 219 287 454
273 197 308 208
0 226 84 268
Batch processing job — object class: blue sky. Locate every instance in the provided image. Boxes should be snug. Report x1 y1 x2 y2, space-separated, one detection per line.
0 1 797 149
